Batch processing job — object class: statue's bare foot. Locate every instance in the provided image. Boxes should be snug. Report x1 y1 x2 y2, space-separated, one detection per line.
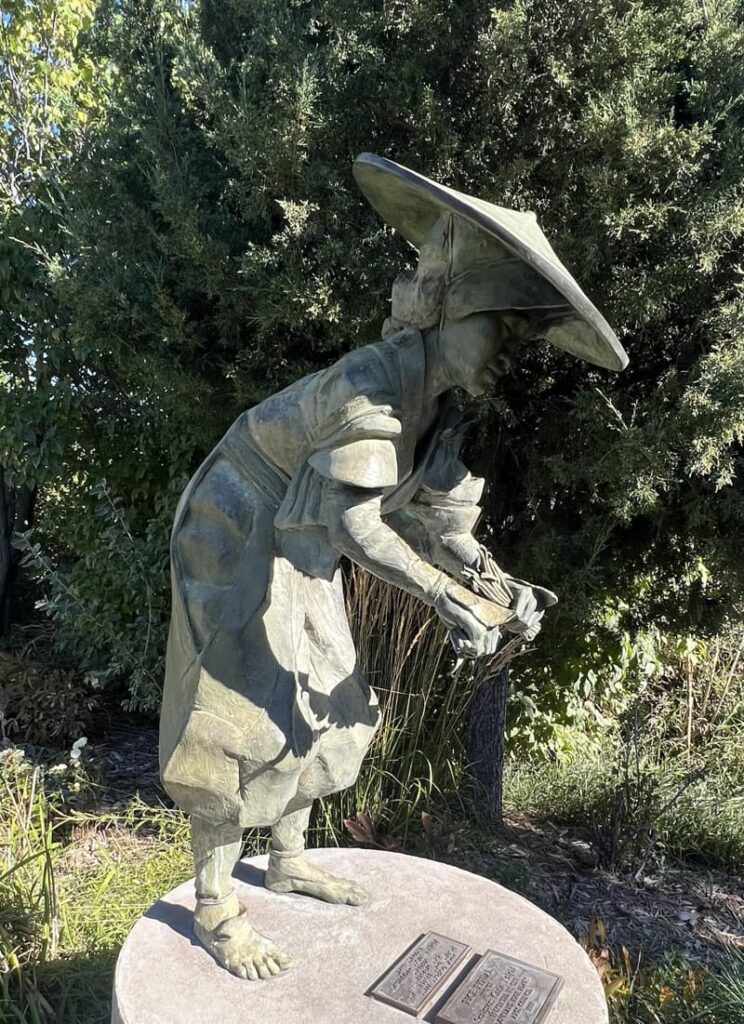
265 853 369 905
194 898 292 980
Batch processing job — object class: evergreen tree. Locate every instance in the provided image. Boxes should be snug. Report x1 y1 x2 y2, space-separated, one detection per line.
16 0 744 728
0 0 109 632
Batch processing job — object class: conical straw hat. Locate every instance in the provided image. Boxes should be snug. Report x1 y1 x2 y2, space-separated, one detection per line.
353 153 628 371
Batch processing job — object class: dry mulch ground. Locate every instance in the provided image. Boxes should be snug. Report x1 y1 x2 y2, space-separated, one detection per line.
458 810 744 963
84 719 744 965
94 720 162 805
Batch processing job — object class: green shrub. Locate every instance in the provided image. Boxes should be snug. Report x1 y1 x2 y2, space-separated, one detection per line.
506 708 744 873
17 479 176 712
0 0 738 721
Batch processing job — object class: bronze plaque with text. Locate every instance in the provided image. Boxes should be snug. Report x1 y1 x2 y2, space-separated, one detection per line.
436 949 563 1024
369 932 472 1017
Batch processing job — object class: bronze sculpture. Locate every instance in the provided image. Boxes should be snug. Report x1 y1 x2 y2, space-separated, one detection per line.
158 154 628 980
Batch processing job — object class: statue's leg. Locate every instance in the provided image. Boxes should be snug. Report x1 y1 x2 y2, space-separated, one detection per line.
264 804 369 905
191 815 293 980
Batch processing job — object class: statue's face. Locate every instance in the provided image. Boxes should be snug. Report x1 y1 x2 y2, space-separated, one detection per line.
439 311 543 397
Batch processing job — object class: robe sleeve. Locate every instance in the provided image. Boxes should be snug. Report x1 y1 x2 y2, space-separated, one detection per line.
273 329 425 577
273 396 404 577
306 396 402 488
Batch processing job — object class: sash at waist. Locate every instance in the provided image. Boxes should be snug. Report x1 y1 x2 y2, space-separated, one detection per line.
220 429 290 512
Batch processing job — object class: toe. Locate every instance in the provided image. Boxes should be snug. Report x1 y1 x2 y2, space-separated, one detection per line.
265 956 281 976
235 963 247 980
275 950 293 968
246 963 259 981
257 960 272 980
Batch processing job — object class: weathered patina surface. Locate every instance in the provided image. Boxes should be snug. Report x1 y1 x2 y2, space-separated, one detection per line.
159 154 627 981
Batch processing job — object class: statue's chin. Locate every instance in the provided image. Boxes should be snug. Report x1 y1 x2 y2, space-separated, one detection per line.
463 380 488 398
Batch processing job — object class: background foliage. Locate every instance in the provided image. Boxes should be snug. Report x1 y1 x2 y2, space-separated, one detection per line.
2 0 743 739
0 0 109 634
2 7 744 1018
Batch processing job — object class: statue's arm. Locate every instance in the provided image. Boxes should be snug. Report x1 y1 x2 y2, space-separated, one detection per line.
386 499 557 638
384 503 481 580
378 405 557 637
323 481 455 605
321 481 513 654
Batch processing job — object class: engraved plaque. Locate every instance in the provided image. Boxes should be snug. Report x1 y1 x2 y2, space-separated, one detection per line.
436 949 564 1024
369 932 472 1016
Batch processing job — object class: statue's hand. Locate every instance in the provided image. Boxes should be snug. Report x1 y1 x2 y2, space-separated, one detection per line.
502 577 558 638
455 544 557 644
449 625 502 660
434 582 509 659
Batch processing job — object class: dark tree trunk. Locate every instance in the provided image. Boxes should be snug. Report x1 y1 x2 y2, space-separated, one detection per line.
467 666 510 823
15 480 35 534
0 467 12 637
0 466 37 638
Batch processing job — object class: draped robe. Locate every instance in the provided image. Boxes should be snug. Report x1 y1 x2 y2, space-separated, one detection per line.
159 329 485 827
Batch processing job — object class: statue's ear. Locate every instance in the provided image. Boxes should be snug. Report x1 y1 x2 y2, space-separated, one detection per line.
391 264 445 329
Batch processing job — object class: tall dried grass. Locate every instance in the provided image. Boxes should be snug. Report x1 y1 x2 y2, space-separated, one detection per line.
315 566 476 845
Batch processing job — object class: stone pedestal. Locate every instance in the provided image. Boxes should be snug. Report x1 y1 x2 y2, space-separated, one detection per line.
112 847 607 1024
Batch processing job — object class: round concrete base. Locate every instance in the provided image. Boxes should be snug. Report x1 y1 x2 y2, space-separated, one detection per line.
112 847 607 1024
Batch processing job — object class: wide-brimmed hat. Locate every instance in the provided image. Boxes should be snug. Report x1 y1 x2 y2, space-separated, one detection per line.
353 153 628 372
